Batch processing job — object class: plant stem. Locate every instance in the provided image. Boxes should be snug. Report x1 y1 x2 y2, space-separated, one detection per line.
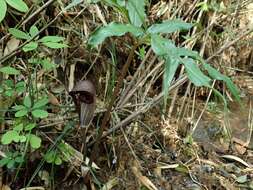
88 41 139 166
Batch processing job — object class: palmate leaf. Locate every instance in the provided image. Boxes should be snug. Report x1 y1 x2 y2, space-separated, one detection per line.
126 0 146 27
88 22 144 47
147 19 192 34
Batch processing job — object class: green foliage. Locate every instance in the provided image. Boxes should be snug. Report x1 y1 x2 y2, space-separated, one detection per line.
147 19 193 34
88 22 144 46
29 58 56 71
88 0 240 107
9 26 68 52
13 96 49 118
0 0 28 23
126 0 146 27
0 151 24 169
0 66 20 75
1 122 41 149
0 80 25 97
44 142 74 166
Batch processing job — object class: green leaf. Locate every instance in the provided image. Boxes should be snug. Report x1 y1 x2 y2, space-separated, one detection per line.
1 130 19 144
15 156 24 163
9 28 30 40
18 135 26 142
28 134 41 149
0 158 9 167
13 123 23 131
151 34 175 56
203 63 240 102
7 159 15 168
203 63 224 80
0 66 20 75
42 42 68 49
88 22 144 46
163 56 180 107
22 42 38 52
32 109 48 118
23 96 32 108
54 156 62 165
33 97 48 109
29 25 39 38
24 123 36 131
183 58 211 87
64 0 83 10
44 151 55 163
13 105 26 110
5 0 28 12
41 59 56 71
0 0 7 23
126 0 146 27
15 109 28 117
39 36 65 43
147 19 192 34
223 76 241 102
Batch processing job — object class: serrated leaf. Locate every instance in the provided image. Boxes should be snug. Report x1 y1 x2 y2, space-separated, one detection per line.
0 0 7 23
9 28 30 40
183 58 211 87
39 36 65 43
29 25 39 38
33 97 48 109
88 22 144 46
28 134 41 149
147 19 192 34
32 109 48 118
15 109 28 117
23 96 31 108
1 130 19 144
24 123 36 131
5 0 28 12
22 42 38 52
126 0 146 27
0 66 20 75
163 56 180 107
151 34 175 56
42 42 68 49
